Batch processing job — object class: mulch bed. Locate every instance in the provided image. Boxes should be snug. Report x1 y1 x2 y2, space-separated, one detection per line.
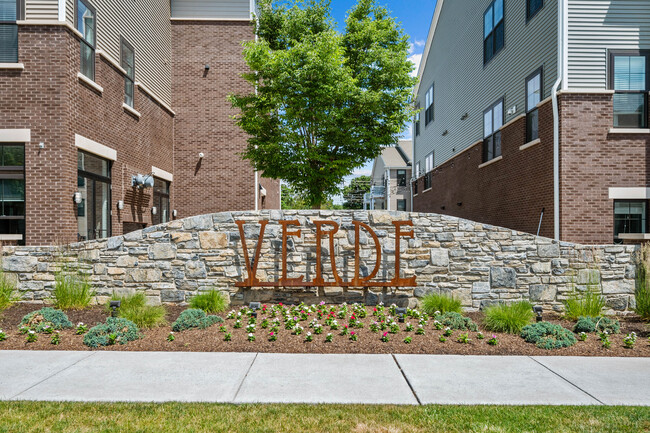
1 303 649 357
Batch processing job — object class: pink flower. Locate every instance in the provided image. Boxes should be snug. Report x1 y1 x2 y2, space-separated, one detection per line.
383 332 388 337
270 332 274 336
351 331 356 335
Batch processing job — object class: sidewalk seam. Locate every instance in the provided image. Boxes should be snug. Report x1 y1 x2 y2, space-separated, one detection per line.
529 356 605 406
10 351 98 400
232 352 258 403
392 354 422 406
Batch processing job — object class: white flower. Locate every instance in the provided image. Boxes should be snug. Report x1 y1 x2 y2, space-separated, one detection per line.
434 311 441 316
307 332 312 336
28 330 35 334
248 333 253 337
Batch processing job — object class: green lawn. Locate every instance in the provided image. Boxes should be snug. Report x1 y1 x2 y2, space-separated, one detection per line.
1 402 649 433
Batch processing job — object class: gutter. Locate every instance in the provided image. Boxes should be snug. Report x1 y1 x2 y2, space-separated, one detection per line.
551 0 565 241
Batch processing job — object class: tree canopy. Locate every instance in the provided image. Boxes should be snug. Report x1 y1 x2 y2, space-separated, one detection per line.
229 0 415 208
342 175 372 209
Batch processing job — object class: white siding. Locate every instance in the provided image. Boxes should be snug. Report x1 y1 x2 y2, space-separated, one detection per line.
65 0 172 105
25 0 59 20
171 0 251 20
568 0 650 89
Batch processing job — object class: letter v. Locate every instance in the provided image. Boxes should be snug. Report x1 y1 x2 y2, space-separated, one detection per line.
236 220 268 286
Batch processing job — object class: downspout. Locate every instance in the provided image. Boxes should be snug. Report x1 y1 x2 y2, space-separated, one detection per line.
253 0 259 211
551 0 565 241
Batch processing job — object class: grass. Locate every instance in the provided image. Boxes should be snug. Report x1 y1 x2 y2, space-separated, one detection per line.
189 289 229 314
634 243 650 320
0 402 648 433
484 301 534 334
420 293 462 316
0 270 19 311
563 288 606 321
108 292 166 329
53 269 95 310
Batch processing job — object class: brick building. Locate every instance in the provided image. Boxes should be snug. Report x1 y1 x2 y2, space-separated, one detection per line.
412 0 650 244
0 0 279 246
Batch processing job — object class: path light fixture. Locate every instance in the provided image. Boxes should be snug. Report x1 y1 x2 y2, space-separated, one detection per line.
396 307 407 323
249 302 261 318
110 300 121 317
533 305 543 322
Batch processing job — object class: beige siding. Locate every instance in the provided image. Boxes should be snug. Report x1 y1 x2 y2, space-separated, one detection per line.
171 0 251 20
66 0 172 105
25 0 59 20
568 0 650 89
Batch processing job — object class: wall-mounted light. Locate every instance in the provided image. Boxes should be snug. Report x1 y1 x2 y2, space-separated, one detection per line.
457 202 462 207
151 206 157 215
38 142 45 149
132 174 154 188
73 192 82 204
205 64 210 71
117 200 124 210
172 209 178 218
198 152 205 159
461 113 469 120
442 130 448 136
507 105 517 116
440 205 445 210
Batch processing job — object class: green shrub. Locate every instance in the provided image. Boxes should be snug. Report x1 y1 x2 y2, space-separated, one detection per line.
484 301 534 334
53 270 95 310
573 316 620 334
634 244 650 320
520 322 577 350
420 293 462 316
171 309 223 332
189 289 229 314
108 293 166 329
0 270 19 311
20 307 73 332
563 288 605 321
83 317 139 348
433 312 477 331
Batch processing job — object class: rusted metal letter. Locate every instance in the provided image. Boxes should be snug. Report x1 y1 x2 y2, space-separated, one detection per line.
391 220 417 286
235 220 268 286
279 220 304 286
313 220 342 286
352 221 382 286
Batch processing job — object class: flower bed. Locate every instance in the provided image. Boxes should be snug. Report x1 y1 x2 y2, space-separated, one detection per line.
0 303 648 356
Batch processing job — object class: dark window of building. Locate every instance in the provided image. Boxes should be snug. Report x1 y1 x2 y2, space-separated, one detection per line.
77 151 110 241
152 178 170 225
425 85 434 125
527 0 543 21
121 38 135 107
0 0 19 63
424 172 431 190
76 0 96 80
484 0 504 65
526 68 543 142
413 178 418 195
397 170 406 186
397 199 406 211
415 103 421 136
610 52 649 128
0 144 24 245
483 99 503 162
614 200 646 241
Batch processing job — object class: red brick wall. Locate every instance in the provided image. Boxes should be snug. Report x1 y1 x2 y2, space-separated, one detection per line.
559 93 650 244
413 100 555 238
172 20 279 216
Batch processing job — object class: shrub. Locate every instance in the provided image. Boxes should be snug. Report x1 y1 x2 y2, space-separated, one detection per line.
634 243 650 320
484 301 534 334
420 293 462 316
520 322 577 350
563 288 606 321
83 317 139 348
0 270 19 311
53 269 95 310
171 309 223 332
108 293 166 329
434 312 478 331
188 289 229 314
573 316 620 334
20 307 73 332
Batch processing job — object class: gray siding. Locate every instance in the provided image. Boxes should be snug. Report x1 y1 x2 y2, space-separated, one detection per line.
25 0 59 20
66 0 172 105
414 0 558 169
171 0 251 19
567 0 650 89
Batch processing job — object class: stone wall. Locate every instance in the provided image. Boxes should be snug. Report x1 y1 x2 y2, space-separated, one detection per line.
2 210 638 314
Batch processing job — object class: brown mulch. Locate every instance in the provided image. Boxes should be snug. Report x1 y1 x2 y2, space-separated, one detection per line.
1 303 649 357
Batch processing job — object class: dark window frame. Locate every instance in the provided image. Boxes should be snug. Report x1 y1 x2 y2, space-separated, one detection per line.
0 143 25 245
525 66 544 142
152 178 170 225
120 37 135 108
483 98 504 162
414 102 421 136
609 50 650 129
425 85 434 126
613 199 648 242
526 0 544 22
0 0 23 63
423 172 431 190
75 0 97 81
396 169 407 187
77 151 111 242
397 199 407 211
483 0 505 66
413 178 418 195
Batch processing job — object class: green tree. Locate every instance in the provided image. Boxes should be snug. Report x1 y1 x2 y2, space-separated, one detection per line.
281 183 309 209
342 175 372 209
229 0 415 208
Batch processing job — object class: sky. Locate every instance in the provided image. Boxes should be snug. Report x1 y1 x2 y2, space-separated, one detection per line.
330 0 437 198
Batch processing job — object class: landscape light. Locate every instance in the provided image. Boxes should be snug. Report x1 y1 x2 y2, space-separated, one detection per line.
110 300 121 317
396 307 407 323
533 306 543 322
249 302 261 318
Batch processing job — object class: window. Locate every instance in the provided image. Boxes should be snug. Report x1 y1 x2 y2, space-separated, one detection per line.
527 0 543 21
153 178 170 225
614 200 646 241
610 52 649 128
76 0 96 80
484 0 504 65
396 169 407 187
483 99 503 162
397 199 406 211
424 172 431 190
425 85 434 125
425 152 433 173
77 151 111 241
415 161 421 178
526 68 543 142
0 144 24 245
413 178 418 195
414 103 421 136
0 0 19 63
121 38 135 107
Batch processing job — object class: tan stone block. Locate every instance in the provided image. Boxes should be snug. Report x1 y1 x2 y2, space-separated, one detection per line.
199 232 228 249
172 232 193 243
107 267 125 275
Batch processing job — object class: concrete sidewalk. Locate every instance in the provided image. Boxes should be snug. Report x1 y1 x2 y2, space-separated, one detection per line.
1 351 649 405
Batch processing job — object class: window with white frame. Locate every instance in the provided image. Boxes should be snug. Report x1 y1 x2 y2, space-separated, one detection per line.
76 0 96 80
526 68 542 142
121 38 135 108
425 85 434 125
483 99 503 162
425 152 433 173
